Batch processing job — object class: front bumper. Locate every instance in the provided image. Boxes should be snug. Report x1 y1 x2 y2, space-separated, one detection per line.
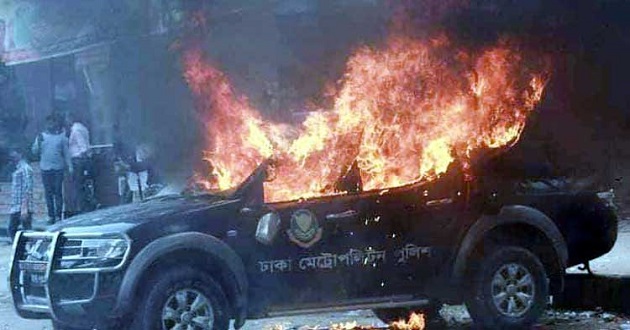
566 201 619 266
8 231 125 328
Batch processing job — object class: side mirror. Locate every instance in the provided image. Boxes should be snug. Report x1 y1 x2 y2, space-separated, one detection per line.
240 207 257 217
255 212 281 245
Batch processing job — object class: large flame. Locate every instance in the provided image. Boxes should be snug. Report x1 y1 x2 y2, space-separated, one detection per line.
268 312 426 329
183 33 548 202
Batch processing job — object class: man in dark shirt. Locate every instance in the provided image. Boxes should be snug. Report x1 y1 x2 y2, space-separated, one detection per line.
32 115 73 224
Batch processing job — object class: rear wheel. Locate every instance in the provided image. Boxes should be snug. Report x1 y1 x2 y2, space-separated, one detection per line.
132 266 230 330
465 246 548 329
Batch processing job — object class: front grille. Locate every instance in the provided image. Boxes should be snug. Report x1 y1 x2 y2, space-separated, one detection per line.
20 235 54 262
10 231 129 317
10 232 59 313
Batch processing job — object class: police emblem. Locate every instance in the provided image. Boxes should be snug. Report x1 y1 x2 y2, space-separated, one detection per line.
287 209 322 248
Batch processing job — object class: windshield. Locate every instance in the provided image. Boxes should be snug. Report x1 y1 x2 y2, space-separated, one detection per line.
182 159 272 200
186 157 369 203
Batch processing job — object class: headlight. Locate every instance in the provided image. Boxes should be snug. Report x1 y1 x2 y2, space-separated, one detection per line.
58 235 130 271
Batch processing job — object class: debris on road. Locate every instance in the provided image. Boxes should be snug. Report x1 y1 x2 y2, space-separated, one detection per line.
539 309 630 329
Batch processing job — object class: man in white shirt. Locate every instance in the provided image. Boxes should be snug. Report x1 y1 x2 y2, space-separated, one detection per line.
68 115 90 158
127 143 151 202
65 112 90 216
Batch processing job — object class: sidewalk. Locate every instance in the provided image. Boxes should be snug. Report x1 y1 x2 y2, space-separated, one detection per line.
567 220 630 276
557 220 630 314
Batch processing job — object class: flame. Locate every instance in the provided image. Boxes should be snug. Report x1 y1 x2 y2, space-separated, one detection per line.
269 312 426 329
330 321 360 330
183 33 548 202
390 312 426 330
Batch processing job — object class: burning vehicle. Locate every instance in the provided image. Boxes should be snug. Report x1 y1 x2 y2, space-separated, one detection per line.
7 155 618 330
7 20 619 330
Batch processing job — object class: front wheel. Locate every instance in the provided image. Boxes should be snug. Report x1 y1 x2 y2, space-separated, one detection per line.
132 266 230 330
465 246 549 329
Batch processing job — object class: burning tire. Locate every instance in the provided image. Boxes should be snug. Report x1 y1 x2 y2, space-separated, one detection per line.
465 246 548 329
132 267 230 330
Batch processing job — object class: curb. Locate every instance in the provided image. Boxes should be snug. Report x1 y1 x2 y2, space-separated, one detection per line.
555 273 630 314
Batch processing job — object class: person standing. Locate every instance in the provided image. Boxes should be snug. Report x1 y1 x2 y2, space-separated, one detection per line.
65 112 90 216
32 115 73 224
113 123 133 205
7 148 33 242
127 143 151 202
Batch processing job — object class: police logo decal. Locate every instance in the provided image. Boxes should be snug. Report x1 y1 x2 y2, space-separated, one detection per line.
287 209 322 248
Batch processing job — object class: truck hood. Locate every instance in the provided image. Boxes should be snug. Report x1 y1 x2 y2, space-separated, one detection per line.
47 195 239 235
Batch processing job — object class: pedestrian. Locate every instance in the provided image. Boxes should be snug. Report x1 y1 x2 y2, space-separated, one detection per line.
127 143 152 202
32 114 73 224
65 112 90 217
113 123 133 204
7 148 33 242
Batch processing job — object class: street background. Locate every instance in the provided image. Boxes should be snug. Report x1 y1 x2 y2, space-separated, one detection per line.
2 0 630 329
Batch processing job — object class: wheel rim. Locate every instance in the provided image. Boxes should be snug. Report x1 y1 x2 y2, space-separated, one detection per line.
490 263 535 318
162 289 215 330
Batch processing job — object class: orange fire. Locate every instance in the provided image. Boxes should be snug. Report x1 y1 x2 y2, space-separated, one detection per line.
183 33 548 202
268 312 425 329
330 321 360 329
390 312 426 330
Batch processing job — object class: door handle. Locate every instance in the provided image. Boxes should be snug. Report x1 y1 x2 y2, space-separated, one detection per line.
425 198 453 207
240 207 255 216
325 210 358 221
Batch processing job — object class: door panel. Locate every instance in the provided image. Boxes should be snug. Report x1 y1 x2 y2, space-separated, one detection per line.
243 173 466 312
384 173 467 295
245 197 358 310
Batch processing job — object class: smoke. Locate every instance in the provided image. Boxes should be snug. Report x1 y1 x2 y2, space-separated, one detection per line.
169 1 391 180
145 0 630 193
461 1 630 208
403 0 630 185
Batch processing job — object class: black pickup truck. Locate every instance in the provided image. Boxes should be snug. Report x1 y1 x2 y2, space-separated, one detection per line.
9 158 617 330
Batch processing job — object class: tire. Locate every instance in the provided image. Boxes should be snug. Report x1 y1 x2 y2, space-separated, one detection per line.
465 246 549 329
373 302 442 325
132 266 230 330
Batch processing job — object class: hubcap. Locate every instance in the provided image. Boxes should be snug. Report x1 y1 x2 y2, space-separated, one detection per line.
491 263 535 318
162 289 214 330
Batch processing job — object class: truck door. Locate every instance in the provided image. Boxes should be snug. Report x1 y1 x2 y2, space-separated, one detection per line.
381 169 468 297
329 167 468 300
242 195 366 312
